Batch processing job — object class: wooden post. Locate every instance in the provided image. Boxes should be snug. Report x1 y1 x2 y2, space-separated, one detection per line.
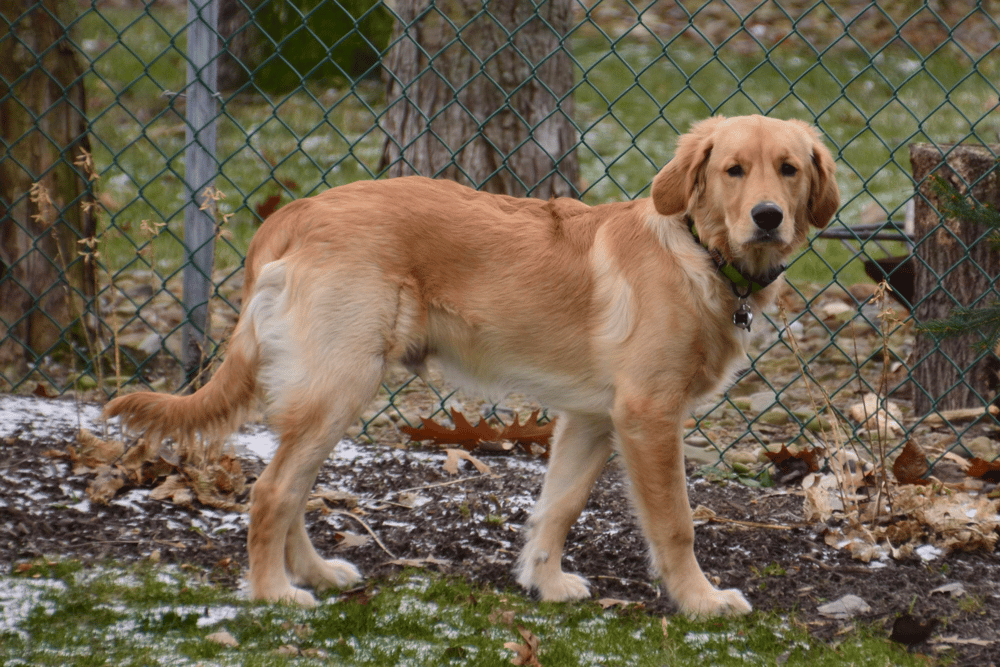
181 0 219 385
909 143 1000 416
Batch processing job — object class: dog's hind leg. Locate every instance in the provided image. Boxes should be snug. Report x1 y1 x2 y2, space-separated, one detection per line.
285 490 362 592
247 353 383 606
516 412 614 601
244 262 396 605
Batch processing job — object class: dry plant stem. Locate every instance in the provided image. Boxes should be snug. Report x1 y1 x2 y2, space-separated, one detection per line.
778 306 853 514
873 282 899 517
30 181 101 390
330 509 397 559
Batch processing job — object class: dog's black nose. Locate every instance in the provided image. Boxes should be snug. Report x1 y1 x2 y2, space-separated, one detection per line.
751 202 783 231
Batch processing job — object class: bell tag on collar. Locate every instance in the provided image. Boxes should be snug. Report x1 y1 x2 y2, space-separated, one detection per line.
733 300 753 331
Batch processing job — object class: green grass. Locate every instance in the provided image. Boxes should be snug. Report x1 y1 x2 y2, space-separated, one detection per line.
0 559 935 667
75 4 1000 285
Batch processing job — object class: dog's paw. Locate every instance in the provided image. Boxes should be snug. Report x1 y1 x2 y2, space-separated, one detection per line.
312 558 362 592
678 587 752 618
252 584 319 608
532 572 592 602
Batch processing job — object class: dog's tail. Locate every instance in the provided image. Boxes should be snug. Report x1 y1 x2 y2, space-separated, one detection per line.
103 319 258 454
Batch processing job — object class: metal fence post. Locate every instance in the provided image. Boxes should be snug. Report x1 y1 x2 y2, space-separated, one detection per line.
182 0 219 384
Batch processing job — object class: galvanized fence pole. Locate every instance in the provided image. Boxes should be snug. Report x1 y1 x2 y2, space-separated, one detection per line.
181 0 219 383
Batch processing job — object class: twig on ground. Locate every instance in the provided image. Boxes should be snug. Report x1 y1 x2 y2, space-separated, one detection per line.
331 509 397 559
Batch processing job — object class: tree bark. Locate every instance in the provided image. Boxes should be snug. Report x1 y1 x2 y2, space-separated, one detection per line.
0 0 97 367
380 0 579 198
910 143 1000 415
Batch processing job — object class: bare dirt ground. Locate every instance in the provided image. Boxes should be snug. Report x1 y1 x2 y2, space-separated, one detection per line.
1 396 997 666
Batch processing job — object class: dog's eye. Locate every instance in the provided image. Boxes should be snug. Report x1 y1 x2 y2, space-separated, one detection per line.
727 165 744 177
781 163 798 176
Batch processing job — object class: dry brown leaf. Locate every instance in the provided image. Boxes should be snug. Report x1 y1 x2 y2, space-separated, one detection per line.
893 440 930 485
504 625 543 667
150 474 195 506
311 488 358 508
443 449 492 476
334 531 370 550
764 444 824 484
401 409 498 450
86 465 125 504
489 608 516 626
76 429 125 469
847 393 903 436
402 409 555 453
966 457 1000 483
498 410 556 451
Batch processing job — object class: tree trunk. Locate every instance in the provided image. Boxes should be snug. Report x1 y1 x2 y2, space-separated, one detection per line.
380 0 579 198
910 143 1000 415
0 0 97 368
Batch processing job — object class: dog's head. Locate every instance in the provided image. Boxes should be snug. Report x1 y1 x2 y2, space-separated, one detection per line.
651 115 839 275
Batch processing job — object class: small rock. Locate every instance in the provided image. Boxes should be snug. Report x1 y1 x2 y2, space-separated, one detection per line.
206 630 239 647
966 435 1000 460
724 448 760 466
758 408 791 426
817 594 871 619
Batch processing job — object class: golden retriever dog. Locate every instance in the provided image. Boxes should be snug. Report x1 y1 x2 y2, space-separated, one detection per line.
105 115 838 617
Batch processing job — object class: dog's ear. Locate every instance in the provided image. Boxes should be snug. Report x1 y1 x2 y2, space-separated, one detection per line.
651 116 726 216
806 130 839 228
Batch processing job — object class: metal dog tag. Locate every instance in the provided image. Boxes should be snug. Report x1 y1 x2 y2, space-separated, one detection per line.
733 301 753 331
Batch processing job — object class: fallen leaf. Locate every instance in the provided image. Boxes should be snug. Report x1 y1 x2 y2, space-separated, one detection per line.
32 383 55 398
402 409 555 453
489 608 516 626
691 504 716 522
764 444 823 484
312 488 359 508
86 465 125 504
499 410 556 452
966 457 1000 483
596 598 636 609
149 475 195 506
816 594 871 619
334 531 369 550
930 582 966 597
504 625 543 667
892 440 930 484
442 449 492 476
847 393 903 436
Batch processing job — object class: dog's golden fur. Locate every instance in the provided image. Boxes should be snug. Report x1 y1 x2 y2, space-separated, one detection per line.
105 115 838 616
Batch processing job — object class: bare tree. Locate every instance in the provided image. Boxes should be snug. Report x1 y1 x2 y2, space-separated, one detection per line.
380 0 579 198
0 0 96 369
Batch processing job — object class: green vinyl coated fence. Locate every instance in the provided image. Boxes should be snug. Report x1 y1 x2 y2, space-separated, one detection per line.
2 0 999 471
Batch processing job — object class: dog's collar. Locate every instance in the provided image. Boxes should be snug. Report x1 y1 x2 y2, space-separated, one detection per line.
685 216 786 298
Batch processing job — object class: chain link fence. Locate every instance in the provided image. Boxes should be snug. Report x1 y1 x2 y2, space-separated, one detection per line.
2 0 999 471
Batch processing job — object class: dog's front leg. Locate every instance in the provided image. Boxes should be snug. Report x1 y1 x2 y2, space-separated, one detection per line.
612 393 752 617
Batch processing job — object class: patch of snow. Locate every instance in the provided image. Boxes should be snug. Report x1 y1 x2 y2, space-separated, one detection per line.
916 544 943 562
